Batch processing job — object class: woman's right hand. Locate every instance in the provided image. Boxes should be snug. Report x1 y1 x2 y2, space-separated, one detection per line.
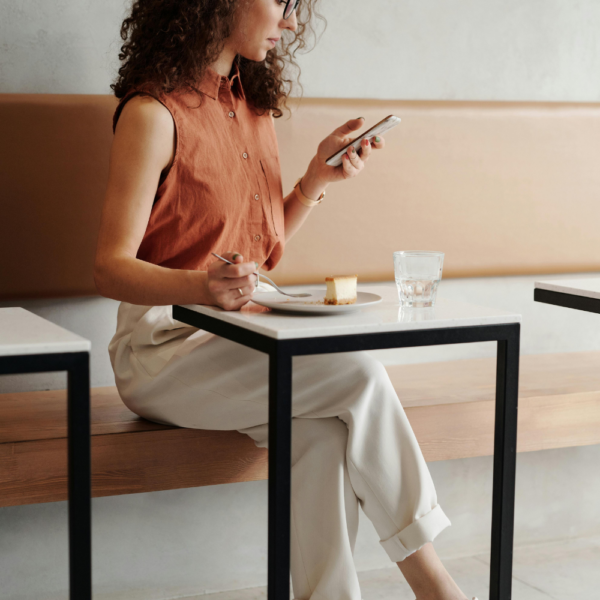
205 252 258 311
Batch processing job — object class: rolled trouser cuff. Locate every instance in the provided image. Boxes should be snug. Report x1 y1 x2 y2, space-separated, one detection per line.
379 504 451 562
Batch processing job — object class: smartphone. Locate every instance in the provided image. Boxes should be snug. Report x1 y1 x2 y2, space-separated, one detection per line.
325 115 401 167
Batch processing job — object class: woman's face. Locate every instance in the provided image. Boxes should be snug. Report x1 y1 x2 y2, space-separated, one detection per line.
232 0 298 61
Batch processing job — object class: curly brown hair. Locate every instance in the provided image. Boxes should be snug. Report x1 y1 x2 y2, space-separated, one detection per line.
111 0 325 118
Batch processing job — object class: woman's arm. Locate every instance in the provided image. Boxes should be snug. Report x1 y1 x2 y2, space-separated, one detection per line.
283 118 385 243
94 96 256 309
94 95 205 306
282 175 326 242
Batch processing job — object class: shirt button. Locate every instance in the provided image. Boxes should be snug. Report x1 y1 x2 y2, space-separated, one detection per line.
229 111 235 118
254 234 261 242
242 152 248 159
254 194 260 200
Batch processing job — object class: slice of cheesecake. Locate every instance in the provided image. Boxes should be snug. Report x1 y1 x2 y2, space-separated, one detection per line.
325 275 357 305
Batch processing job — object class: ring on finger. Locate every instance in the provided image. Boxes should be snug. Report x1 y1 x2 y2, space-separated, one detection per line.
238 288 244 298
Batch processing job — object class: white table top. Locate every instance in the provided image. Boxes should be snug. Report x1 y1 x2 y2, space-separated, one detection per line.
535 277 600 301
0 307 91 357
178 285 521 340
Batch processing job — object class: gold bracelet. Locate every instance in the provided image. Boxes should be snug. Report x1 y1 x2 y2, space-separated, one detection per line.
294 177 326 208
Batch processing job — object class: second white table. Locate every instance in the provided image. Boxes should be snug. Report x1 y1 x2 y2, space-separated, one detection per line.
534 277 600 314
0 307 91 600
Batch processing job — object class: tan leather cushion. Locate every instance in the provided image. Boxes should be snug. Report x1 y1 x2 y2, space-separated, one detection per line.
0 94 117 299
2 94 600 298
272 99 600 285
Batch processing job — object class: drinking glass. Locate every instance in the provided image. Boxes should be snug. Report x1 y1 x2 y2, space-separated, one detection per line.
393 251 444 307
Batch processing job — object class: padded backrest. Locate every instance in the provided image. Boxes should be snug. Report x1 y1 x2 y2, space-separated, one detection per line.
1 94 116 299
2 94 600 298
271 99 600 285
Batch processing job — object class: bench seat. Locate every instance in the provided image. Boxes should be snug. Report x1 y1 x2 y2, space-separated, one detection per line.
2 351 600 507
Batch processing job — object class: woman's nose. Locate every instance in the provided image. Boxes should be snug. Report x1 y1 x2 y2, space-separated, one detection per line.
282 10 298 32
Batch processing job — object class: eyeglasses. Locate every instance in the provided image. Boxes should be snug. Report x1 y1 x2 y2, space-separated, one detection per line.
283 0 300 19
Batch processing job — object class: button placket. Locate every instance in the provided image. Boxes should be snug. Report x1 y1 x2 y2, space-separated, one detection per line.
218 78 236 120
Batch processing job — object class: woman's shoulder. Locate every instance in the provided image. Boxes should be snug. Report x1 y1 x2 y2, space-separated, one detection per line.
113 90 174 134
110 92 176 186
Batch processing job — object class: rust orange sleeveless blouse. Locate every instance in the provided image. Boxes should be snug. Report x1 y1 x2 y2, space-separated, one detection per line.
113 62 285 272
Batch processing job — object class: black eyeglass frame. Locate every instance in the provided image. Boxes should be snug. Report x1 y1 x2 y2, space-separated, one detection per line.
283 0 300 19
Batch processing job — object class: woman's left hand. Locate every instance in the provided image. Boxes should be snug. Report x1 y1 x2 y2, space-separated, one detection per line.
301 117 386 197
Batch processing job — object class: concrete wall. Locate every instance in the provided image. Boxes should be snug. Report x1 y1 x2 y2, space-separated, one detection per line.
2 0 600 101
2 0 600 598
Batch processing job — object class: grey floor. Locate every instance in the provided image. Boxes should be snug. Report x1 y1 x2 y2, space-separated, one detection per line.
184 535 600 600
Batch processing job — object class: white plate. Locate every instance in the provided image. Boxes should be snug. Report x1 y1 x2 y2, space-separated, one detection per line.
251 289 383 314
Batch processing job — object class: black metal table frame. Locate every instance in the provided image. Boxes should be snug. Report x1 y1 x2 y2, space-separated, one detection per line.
0 351 91 600
173 305 520 600
534 288 600 315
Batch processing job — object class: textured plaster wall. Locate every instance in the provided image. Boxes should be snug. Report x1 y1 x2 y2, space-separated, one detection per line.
1 0 600 101
1 0 600 598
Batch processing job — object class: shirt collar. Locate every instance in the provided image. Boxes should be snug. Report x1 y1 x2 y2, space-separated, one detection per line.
198 61 246 101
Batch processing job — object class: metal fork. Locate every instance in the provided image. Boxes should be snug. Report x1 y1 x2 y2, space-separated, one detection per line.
211 253 312 298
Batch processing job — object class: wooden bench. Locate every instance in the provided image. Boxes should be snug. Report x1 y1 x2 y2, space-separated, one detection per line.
3 350 599 507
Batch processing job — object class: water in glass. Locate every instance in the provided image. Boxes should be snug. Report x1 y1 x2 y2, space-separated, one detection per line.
393 251 444 308
395 277 440 308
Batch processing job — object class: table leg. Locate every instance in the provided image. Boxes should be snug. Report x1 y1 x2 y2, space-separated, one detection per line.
489 328 520 600
67 352 92 600
268 350 293 600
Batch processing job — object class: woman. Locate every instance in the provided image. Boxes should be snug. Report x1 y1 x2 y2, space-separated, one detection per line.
94 1 476 599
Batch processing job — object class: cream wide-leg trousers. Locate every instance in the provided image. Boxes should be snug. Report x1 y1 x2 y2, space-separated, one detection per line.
109 301 451 600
